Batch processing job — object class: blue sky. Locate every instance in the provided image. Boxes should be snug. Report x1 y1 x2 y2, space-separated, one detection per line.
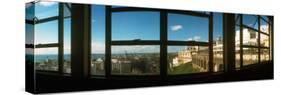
112 12 160 40
168 13 209 41
27 2 224 54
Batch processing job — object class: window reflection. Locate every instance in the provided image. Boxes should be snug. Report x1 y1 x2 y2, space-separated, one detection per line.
261 49 270 63
235 14 272 69
242 27 258 46
261 33 269 47
243 15 258 30
235 15 241 69
213 13 223 72
260 17 269 34
243 48 258 66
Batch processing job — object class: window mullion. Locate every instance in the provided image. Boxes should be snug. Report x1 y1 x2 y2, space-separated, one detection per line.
160 10 168 77
258 15 261 64
239 14 243 69
105 6 112 78
209 13 214 72
58 3 64 74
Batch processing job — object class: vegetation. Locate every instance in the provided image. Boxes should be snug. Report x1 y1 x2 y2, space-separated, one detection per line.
168 62 200 74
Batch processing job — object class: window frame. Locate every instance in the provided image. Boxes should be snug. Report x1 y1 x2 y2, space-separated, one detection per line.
26 3 71 74
166 12 213 76
236 14 272 69
101 6 214 78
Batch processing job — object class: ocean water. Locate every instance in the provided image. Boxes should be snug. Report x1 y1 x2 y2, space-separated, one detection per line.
28 53 158 63
32 54 105 62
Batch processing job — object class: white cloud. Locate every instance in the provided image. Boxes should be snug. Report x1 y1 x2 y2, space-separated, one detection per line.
38 2 56 7
186 36 201 41
92 19 96 23
193 36 201 41
92 42 105 54
34 48 57 55
170 25 183 32
187 38 193 41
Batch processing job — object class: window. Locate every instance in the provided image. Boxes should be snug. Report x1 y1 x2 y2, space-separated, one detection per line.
213 13 223 72
110 7 161 75
242 15 258 30
235 15 241 69
91 5 106 75
63 3 72 74
29 3 273 79
167 12 210 75
31 2 58 72
235 14 272 68
31 1 71 73
26 3 35 65
64 18 71 73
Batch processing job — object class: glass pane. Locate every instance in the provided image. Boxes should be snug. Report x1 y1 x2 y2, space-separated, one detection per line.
112 12 160 40
235 53 241 69
35 47 58 71
260 17 269 34
35 20 58 44
26 2 34 20
243 48 258 66
235 25 241 69
168 13 208 42
35 1 58 19
261 33 269 47
168 46 209 75
235 14 241 26
26 24 34 45
64 3 71 17
91 5 106 75
243 14 258 30
64 18 71 73
213 13 223 72
111 45 160 75
242 27 258 46
261 16 269 22
261 49 270 63
26 48 34 65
